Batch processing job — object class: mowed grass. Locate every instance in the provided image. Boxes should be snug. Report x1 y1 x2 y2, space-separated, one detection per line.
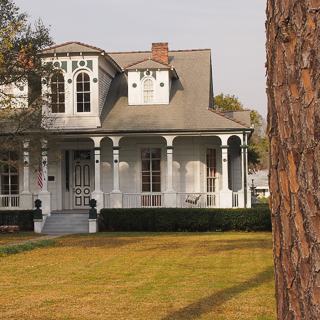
0 232 276 320
0 232 43 245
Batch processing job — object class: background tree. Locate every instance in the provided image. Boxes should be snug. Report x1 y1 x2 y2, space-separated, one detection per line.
266 0 320 318
214 93 244 111
0 0 55 170
214 92 269 172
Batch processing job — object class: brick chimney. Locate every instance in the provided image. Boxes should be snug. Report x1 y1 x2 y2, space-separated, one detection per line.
152 42 168 64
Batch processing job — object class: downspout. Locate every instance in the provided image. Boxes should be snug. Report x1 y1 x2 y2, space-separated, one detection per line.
242 132 248 208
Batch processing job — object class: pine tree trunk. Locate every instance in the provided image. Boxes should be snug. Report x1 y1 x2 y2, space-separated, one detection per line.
266 0 320 318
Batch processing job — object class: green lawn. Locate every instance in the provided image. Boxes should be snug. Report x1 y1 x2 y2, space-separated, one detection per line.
0 232 276 319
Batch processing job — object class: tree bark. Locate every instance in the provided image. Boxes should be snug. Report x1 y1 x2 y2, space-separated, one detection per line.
266 0 320 319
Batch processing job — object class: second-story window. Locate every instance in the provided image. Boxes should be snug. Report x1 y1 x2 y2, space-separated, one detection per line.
143 78 154 103
51 72 65 113
76 72 90 112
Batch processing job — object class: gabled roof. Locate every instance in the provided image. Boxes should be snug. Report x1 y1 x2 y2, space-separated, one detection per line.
40 42 122 72
123 58 170 69
41 41 104 54
124 58 179 79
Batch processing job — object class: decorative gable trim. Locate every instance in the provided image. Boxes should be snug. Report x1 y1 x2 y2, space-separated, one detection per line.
123 58 173 70
61 61 67 72
40 41 122 72
72 60 94 72
123 58 178 79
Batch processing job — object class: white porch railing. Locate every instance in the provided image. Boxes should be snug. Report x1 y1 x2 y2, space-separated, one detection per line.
123 193 163 208
232 192 239 208
177 193 218 208
0 195 20 209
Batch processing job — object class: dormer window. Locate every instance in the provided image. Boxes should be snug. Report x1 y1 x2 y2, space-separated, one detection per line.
143 78 154 103
124 44 178 106
51 72 65 113
76 72 90 112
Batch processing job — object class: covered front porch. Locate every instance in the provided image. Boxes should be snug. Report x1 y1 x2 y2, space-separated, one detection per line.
0 132 251 213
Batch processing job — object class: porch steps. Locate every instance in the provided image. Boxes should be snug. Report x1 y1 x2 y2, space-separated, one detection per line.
42 213 89 233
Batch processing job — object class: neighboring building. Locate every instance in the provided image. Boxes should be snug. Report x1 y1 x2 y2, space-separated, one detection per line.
0 42 253 216
249 169 269 198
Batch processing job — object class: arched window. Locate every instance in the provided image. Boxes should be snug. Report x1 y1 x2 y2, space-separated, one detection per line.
76 72 90 112
143 78 154 103
51 72 65 113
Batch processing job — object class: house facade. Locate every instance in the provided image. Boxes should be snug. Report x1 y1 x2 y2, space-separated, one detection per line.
1 42 253 216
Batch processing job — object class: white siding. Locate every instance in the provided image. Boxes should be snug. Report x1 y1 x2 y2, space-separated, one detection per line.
173 138 198 193
99 67 112 115
173 136 222 193
47 164 59 211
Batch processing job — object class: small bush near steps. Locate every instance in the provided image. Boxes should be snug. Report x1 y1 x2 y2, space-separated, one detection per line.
0 210 34 231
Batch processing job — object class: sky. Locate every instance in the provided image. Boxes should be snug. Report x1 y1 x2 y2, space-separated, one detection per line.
14 0 268 118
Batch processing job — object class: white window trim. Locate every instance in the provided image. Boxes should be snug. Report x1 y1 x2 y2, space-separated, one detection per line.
141 76 156 105
136 144 165 193
50 71 66 114
74 70 92 115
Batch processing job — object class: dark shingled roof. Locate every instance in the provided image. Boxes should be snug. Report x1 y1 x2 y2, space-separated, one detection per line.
98 49 251 133
39 43 252 134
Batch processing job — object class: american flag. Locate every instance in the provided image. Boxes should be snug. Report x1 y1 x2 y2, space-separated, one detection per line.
38 163 43 188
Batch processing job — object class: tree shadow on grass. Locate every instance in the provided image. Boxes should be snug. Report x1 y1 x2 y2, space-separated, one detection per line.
144 238 272 255
161 265 274 320
55 235 143 249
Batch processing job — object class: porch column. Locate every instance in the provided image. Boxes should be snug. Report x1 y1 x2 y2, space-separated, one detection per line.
113 146 120 191
20 140 33 209
38 142 51 216
91 137 104 212
163 136 177 207
110 136 123 208
218 135 233 208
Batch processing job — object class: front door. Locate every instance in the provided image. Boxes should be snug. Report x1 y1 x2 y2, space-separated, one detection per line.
73 150 92 208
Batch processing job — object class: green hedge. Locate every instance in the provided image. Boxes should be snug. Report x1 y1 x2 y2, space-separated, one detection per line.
0 210 34 231
99 206 271 232
0 239 57 257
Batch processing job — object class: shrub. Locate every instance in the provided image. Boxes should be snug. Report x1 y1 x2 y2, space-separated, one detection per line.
0 210 34 231
99 207 271 232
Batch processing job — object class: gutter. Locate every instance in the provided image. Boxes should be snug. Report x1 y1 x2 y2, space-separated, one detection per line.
50 128 254 136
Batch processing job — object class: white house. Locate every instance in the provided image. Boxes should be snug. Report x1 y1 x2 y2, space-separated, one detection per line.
0 42 253 218
249 169 270 199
